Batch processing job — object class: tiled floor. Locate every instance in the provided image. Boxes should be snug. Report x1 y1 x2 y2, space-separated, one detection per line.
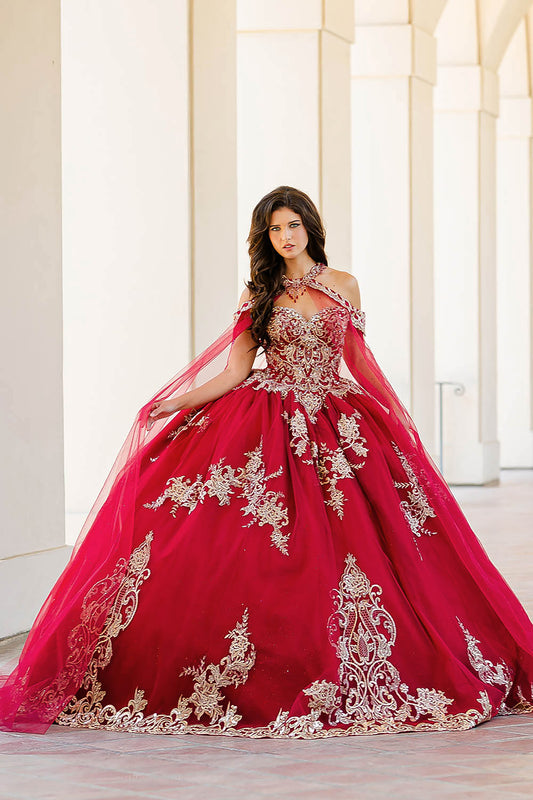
1 470 532 800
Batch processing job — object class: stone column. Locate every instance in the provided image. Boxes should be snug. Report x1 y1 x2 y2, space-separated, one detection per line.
237 0 354 287
350 18 437 454
497 95 533 467
434 65 500 484
61 0 192 545
0 0 70 637
191 0 238 353
61 1 238 546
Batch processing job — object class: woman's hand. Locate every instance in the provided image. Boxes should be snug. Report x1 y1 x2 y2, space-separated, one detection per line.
146 398 184 431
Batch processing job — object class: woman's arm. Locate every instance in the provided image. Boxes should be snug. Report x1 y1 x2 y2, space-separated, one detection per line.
147 289 256 429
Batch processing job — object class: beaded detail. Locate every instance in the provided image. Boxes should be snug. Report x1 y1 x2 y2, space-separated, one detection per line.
239 305 362 422
282 263 326 301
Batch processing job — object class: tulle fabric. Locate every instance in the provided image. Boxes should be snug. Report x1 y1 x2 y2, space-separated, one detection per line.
0 312 251 733
1 281 532 735
308 283 533 656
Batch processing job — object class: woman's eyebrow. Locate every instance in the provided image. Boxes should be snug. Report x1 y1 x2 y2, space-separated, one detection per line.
269 219 300 227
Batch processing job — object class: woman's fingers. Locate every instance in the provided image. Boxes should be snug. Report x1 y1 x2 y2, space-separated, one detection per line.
146 400 177 430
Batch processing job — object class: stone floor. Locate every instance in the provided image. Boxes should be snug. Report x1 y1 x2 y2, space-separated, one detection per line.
0 469 532 800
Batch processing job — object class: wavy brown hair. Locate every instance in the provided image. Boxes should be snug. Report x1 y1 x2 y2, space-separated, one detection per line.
246 186 327 348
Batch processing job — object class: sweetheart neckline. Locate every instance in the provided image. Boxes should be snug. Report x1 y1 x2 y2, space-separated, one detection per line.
271 306 344 324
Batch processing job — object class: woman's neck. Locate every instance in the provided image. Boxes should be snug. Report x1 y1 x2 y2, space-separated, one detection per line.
283 253 318 279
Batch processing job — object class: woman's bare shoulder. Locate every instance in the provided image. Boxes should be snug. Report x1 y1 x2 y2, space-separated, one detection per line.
238 286 253 307
323 268 361 309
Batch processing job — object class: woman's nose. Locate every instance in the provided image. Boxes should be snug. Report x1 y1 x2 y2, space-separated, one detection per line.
283 227 292 241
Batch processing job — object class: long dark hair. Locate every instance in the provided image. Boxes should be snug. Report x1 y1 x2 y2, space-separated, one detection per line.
246 186 327 348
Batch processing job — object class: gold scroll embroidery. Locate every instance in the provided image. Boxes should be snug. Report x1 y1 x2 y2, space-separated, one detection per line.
21 533 153 723
58 609 256 735
255 554 492 737
58 552 495 739
458 618 533 715
457 618 512 693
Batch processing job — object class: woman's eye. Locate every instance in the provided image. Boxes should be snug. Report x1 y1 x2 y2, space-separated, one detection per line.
270 227 280 231
290 223 300 228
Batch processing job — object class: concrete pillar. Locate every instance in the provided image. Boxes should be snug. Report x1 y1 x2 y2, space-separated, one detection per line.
62 1 238 545
434 65 500 484
350 15 437 454
62 0 192 545
496 26 533 468
191 0 238 353
237 0 354 287
0 0 70 637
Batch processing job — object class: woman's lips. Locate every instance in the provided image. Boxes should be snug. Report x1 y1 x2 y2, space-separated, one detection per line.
283 244 294 250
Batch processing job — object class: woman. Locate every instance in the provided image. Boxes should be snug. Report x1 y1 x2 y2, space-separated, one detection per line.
1 186 532 738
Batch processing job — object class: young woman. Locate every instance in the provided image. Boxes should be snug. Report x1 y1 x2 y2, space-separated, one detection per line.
1 186 532 738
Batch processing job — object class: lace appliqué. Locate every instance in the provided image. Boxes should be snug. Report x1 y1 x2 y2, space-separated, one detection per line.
283 408 314 460
282 408 368 518
58 552 493 739
242 370 356 423
458 618 512 693
20 534 153 724
256 555 491 738
391 442 437 554
239 305 359 423
317 445 356 518
144 438 291 556
456 618 533 715
55 532 154 728
168 409 210 440
179 610 256 726
58 607 256 735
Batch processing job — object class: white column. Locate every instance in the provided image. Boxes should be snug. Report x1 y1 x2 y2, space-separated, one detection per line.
497 96 533 467
62 1 238 544
350 19 437 453
62 0 192 545
434 66 500 484
237 0 354 287
0 0 70 637
191 0 238 353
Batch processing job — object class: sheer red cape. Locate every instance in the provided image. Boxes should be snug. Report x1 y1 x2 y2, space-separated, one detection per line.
0 281 531 733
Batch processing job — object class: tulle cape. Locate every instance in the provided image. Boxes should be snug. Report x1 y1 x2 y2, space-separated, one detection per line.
1 280 532 733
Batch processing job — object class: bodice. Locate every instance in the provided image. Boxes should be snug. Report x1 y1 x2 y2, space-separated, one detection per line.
265 305 348 388
237 295 365 419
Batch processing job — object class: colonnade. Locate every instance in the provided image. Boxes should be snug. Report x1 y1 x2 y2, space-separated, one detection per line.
1 0 533 636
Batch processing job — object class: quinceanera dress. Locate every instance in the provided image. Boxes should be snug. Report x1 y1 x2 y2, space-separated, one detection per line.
1 264 533 738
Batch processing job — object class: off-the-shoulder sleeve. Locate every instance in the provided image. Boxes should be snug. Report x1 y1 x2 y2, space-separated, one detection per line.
233 300 253 323
306 278 366 334
350 307 366 335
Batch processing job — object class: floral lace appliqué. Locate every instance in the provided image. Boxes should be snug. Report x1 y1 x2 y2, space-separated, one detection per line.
457 618 513 702
258 554 492 737
58 604 256 735
282 408 368 518
168 409 211 440
21 533 153 724
57 550 498 739
144 438 291 556
240 306 361 422
391 442 437 555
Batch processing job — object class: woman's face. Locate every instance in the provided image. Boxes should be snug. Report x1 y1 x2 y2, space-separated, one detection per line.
268 207 309 260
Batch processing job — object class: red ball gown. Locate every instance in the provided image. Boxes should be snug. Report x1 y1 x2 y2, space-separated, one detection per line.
1 267 533 738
